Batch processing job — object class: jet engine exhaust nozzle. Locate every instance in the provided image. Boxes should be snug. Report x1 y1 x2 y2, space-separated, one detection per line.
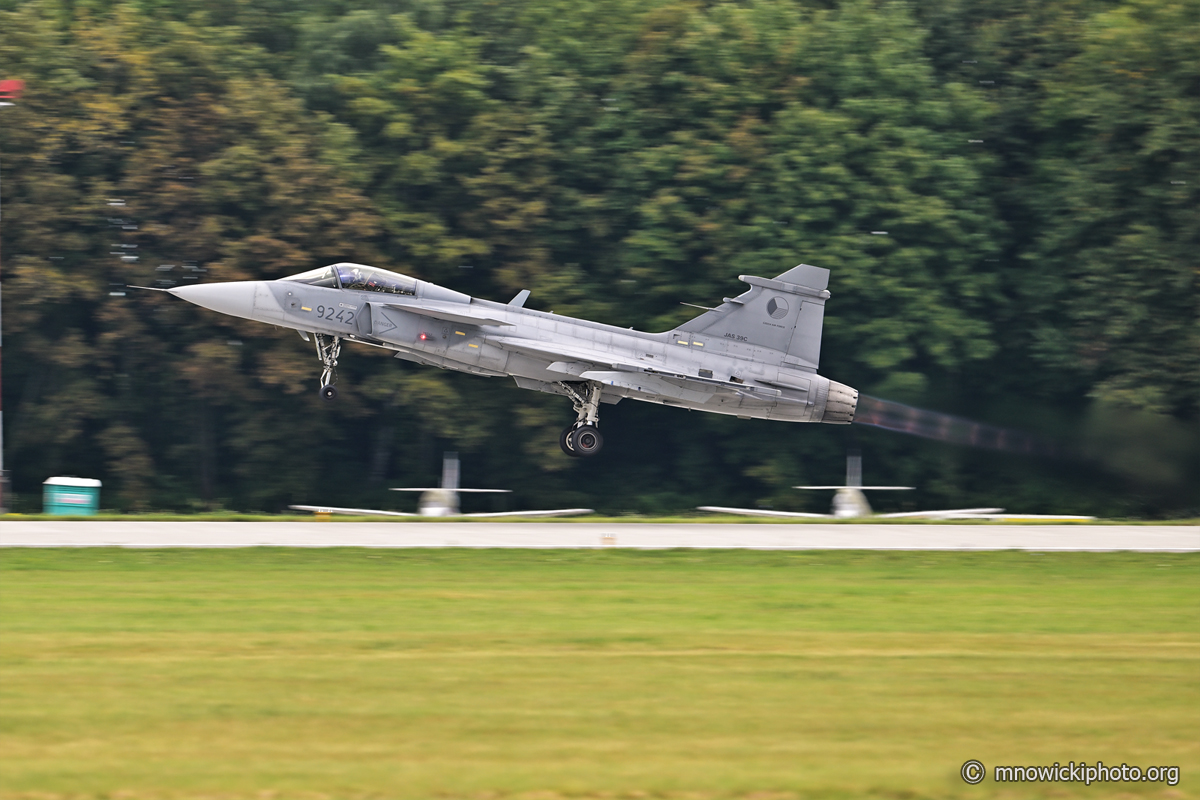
822 380 858 424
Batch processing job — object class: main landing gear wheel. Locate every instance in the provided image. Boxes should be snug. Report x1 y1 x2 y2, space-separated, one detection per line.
570 425 603 457
558 381 605 458
320 385 339 402
560 426 580 457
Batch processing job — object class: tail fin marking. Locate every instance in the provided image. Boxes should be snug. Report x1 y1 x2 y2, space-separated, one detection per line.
676 263 831 370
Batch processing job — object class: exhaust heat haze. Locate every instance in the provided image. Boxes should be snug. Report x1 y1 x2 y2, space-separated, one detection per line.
855 396 1055 456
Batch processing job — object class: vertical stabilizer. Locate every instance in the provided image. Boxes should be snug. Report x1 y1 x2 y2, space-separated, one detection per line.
441 453 460 492
676 264 832 369
845 451 863 487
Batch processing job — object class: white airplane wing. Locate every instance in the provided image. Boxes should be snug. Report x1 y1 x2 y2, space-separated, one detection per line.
390 488 511 493
875 507 1005 519
290 504 590 519
697 506 830 518
795 485 914 490
699 505 1029 521
460 508 594 518
289 504 417 517
962 513 1096 521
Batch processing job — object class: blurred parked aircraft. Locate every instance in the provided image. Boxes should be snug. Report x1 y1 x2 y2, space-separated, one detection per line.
290 453 592 518
699 452 1094 520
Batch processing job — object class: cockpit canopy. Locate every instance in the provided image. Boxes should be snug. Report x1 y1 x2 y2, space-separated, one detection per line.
282 263 417 296
282 266 339 288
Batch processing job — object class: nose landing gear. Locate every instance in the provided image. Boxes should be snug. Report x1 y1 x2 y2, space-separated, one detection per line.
559 381 604 457
315 333 342 401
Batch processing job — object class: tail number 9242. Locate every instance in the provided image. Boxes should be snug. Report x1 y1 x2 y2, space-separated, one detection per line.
316 305 355 325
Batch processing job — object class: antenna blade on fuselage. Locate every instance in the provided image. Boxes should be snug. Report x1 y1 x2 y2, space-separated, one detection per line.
508 289 531 307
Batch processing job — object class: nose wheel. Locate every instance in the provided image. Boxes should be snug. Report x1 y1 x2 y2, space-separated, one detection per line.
314 333 342 401
559 382 604 457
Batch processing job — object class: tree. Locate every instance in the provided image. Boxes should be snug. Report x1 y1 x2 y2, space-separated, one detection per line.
1 5 386 508
1025 0 1200 418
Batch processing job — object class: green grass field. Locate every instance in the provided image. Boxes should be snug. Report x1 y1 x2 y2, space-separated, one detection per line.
1 549 1196 799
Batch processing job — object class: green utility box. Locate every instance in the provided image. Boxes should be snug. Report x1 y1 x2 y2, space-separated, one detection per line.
43 477 102 515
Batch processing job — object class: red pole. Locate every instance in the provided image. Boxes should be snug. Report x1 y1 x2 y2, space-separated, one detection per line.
0 79 23 513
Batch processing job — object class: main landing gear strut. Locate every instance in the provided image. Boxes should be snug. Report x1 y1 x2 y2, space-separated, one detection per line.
559 381 604 457
315 333 341 401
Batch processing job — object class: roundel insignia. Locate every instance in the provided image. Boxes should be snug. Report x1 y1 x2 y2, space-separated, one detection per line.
766 296 789 319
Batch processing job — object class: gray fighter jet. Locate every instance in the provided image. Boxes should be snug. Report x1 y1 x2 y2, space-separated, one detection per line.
159 261 858 456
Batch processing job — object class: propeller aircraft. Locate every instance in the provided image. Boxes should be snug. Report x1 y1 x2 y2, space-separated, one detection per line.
290 452 593 518
699 451 1095 520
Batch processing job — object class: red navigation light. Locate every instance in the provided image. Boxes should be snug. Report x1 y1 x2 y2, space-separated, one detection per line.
0 79 25 101
418 332 429 341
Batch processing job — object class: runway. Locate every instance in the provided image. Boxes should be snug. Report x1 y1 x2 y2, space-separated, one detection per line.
1 521 1196 551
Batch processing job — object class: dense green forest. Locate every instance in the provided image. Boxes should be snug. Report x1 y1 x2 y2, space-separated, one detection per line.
1 0 1196 515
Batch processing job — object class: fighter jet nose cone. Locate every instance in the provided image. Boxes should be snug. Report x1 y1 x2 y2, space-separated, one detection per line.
170 281 258 320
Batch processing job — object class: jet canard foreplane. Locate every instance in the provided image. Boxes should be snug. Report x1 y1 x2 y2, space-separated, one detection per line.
161 261 858 456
